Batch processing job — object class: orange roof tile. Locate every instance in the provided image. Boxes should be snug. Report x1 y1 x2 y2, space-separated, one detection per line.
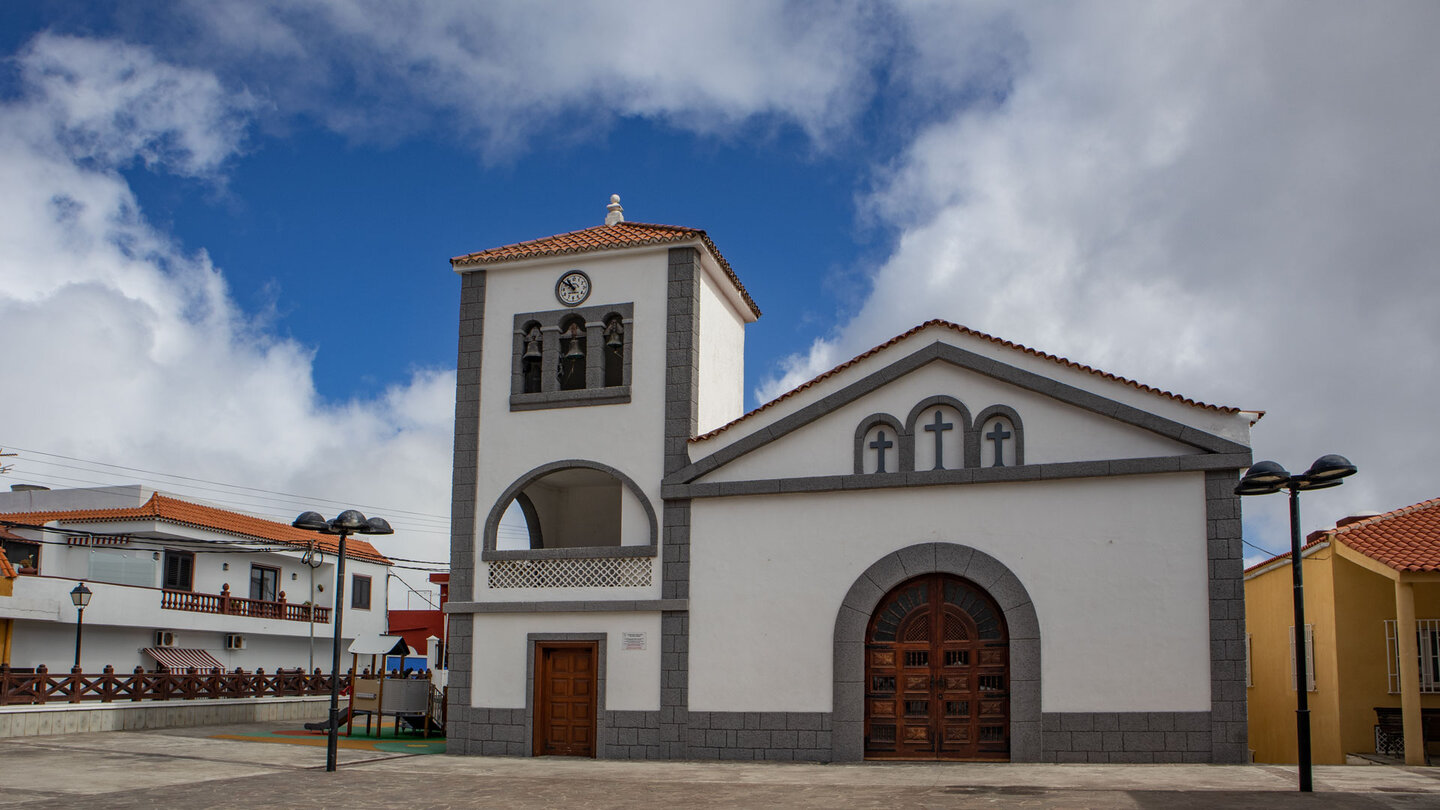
0 552 15 579
693 319 1245 443
0 494 391 564
450 221 760 318
1328 497 1440 573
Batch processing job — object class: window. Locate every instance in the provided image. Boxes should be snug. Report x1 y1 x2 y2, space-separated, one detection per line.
250 564 279 602
1289 624 1316 692
1385 619 1440 694
163 551 194 591
352 574 372 610
510 304 633 410
1 538 39 574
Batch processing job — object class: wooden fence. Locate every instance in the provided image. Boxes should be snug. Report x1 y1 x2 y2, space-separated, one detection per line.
0 664 349 706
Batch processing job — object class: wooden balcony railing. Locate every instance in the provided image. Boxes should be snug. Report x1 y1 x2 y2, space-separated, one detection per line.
0 664 348 706
160 584 329 623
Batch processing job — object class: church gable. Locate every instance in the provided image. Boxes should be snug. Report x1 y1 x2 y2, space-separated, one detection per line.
670 323 1251 491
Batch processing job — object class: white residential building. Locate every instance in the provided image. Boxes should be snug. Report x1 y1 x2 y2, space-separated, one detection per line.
0 485 391 674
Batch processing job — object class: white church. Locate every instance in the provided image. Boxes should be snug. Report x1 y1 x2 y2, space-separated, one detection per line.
442 196 1254 763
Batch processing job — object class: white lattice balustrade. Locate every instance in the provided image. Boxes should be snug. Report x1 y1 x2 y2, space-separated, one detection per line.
487 556 652 589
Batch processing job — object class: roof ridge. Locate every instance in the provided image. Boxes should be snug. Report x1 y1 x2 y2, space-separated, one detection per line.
0 493 391 565
449 219 760 318
692 318 1243 443
1331 496 1440 536
1243 536 1330 575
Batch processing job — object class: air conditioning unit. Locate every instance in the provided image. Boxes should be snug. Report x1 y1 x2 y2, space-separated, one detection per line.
153 630 175 648
224 634 246 651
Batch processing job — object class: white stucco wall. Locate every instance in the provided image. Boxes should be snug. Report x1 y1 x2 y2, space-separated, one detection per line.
467 612 662 710
9 618 336 672
692 325 1254 459
696 268 747 435
474 250 670 602
697 360 1200 483
687 473 1212 714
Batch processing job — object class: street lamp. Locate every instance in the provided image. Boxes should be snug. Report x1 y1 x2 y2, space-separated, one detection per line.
1235 454 1357 792
69 581 92 670
292 509 393 772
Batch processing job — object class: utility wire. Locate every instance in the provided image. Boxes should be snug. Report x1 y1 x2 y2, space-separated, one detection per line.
1 521 450 572
4 467 451 537
1 443 453 522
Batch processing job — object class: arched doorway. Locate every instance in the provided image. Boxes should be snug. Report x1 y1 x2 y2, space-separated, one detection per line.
864 574 1010 760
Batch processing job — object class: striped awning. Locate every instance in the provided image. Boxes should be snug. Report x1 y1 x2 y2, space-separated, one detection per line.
142 647 224 672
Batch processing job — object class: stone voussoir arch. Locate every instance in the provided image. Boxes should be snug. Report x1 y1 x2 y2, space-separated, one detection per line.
482 459 659 554
831 542 1042 762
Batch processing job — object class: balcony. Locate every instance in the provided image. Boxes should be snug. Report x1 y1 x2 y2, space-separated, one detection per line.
161 584 330 624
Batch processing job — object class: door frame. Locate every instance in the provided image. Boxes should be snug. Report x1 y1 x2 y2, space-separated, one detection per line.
832 543 1042 762
526 633 607 757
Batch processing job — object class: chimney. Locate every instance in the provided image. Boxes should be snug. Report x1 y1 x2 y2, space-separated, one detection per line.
1335 511 1382 529
604 194 624 226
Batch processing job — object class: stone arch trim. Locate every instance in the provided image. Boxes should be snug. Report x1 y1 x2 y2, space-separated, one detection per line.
481 459 659 556
973 404 1025 467
831 542 1041 762
513 492 544 549
904 395 975 471
852 413 909 475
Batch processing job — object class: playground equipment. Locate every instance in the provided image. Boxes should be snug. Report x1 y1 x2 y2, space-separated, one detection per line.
306 635 444 738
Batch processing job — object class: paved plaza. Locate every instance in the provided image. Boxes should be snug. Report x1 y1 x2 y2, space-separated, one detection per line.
3 722 1439 808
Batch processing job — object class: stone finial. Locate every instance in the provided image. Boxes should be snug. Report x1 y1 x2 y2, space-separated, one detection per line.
605 193 624 226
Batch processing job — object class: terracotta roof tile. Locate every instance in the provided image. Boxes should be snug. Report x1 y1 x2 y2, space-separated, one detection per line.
0 552 15 579
1328 497 1440 573
0 494 390 564
451 221 760 318
693 319 1244 443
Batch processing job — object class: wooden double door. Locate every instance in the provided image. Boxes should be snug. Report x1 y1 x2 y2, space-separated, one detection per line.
533 642 597 757
864 574 1010 760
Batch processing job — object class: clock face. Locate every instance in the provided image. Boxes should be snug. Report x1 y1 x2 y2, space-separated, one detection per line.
556 271 591 306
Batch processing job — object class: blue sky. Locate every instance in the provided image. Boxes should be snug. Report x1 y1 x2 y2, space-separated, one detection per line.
2 2 1438 577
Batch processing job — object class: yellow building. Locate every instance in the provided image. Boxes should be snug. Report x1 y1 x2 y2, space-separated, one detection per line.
0 534 15 666
1245 497 1440 765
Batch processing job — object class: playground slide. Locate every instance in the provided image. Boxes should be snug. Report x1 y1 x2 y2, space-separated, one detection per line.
303 706 353 731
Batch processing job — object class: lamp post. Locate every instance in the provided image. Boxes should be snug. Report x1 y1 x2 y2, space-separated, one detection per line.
69 582 92 670
292 509 393 772
1235 454 1357 792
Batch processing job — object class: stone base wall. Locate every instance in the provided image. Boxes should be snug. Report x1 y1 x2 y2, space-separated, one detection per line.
601 709 662 759
685 711 833 761
447 706 526 756
1040 712 1214 763
0 695 330 738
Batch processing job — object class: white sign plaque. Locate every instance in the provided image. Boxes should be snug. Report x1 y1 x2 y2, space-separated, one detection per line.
621 632 647 651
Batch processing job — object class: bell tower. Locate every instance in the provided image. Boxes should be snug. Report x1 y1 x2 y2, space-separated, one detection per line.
443 196 759 756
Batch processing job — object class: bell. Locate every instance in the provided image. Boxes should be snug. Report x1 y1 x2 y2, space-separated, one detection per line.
522 339 541 361
563 337 585 361
605 327 623 350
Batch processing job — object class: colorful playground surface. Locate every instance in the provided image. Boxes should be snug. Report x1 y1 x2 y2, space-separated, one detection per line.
212 722 447 755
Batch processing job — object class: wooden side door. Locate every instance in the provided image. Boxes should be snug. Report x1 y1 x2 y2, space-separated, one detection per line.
533 642 598 757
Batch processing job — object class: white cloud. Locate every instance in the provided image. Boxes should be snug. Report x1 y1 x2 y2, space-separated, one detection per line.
175 0 884 154
0 35 456 567
760 2 1440 551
